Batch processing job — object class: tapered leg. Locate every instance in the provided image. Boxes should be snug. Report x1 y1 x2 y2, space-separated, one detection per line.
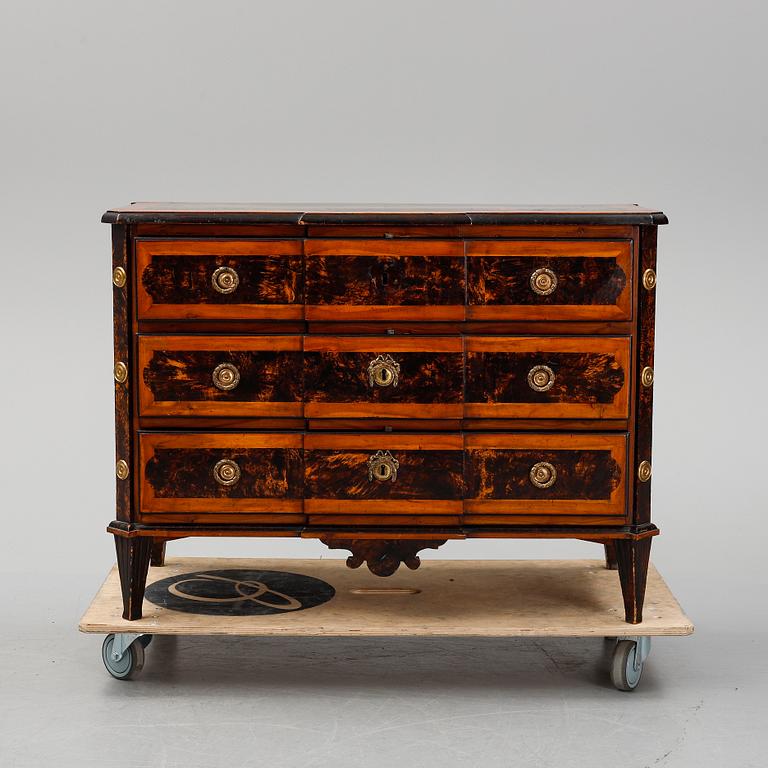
114 535 152 620
614 537 653 624
603 541 619 570
150 539 167 567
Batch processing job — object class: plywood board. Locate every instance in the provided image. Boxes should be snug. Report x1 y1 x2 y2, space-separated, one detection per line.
79 558 693 638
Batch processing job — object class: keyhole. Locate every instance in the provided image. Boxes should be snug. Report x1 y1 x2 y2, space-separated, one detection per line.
381 269 389 287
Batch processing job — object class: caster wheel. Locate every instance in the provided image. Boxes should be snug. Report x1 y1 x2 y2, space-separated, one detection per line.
611 639 643 691
101 634 145 680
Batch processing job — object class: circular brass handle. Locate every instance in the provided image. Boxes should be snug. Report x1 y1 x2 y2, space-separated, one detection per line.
528 364 555 392
211 266 239 294
530 267 557 296
212 362 240 391
368 354 400 388
368 450 399 483
530 461 557 489
213 458 241 487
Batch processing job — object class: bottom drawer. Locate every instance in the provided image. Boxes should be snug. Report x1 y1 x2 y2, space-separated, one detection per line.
464 433 628 525
137 431 627 527
139 433 304 523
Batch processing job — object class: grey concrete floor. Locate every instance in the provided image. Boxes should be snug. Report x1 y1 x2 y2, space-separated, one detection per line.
1 570 765 768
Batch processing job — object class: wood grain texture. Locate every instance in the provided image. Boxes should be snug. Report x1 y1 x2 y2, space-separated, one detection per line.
138 335 303 416
467 240 632 320
615 536 653 623
319 538 449 576
465 336 630 419
136 239 303 320
464 433 627 518
81 558 691 637
305 240 465 320
139 433 303 516
304 450 464 500
114 535 152 620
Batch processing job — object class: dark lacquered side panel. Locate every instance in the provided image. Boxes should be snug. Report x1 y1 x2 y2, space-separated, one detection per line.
112 224 132 522
304 450 464 500
633 227 657 526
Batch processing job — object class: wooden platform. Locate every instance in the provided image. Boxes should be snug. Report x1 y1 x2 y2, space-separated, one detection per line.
79 558 693 638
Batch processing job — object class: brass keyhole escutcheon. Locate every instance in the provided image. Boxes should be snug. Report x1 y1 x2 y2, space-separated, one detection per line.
530 461 557 489
212 362 240 391
527 364 555 392
530 267 557 296
368 450 399 483
211 266 239 294
213 458 241 487
368 354 400 388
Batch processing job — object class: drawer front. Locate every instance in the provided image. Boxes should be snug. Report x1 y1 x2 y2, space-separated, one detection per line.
467 240 632 320
464 433 627 524
304 336 463 418
304 434 464 518
136 239 303 320
465 336 630 419
139 433 304 520
305 240 465 320
138 336 303 416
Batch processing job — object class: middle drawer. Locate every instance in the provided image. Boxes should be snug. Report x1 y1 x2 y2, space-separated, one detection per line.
137 335 630 420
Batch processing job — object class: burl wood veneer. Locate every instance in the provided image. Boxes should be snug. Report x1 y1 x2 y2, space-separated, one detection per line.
103 203 666 622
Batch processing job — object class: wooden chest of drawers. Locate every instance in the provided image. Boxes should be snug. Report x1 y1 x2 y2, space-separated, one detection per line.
103 204 666 624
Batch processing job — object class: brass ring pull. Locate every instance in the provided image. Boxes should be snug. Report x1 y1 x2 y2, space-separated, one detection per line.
530 461 557 489
528 364 555 392
368 354 400 388
213 458 241 487
212 362 240 391
211 266 239 294
368 450 399 483
530 267 557 296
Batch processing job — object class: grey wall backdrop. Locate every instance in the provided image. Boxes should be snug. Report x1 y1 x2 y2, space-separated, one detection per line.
1 2 766 766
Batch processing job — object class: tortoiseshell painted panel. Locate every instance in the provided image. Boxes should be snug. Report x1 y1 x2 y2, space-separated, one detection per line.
304 352 462 403
145 448 303 499
466 449 621 500
143 350 303 403
304 450 464 499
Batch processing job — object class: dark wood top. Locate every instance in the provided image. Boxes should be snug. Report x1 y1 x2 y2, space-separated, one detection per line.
102 203 668 226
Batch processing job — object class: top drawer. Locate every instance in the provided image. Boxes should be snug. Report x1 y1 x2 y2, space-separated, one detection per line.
304 240 465 321
467 240 633 321
136 240 303 320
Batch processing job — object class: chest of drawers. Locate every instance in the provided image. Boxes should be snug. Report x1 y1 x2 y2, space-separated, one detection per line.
103 204 666 624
